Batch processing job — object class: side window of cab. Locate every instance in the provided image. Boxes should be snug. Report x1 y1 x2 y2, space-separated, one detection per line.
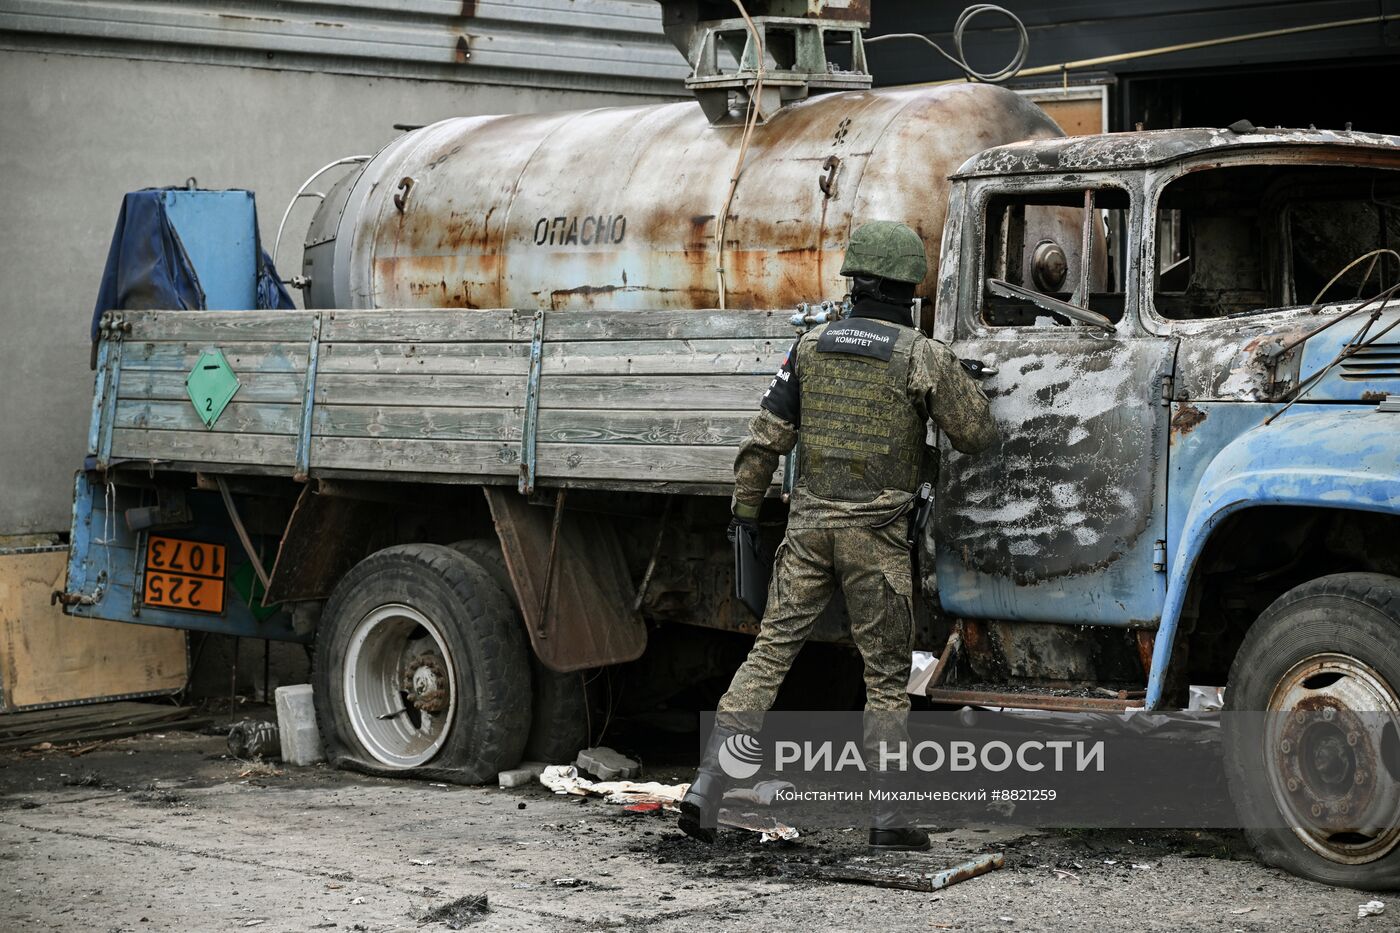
979 186 1131 329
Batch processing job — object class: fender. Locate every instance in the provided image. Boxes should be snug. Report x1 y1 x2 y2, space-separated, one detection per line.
1146 407 1400 709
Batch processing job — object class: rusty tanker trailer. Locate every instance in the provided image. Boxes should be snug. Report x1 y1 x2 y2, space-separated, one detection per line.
303 83 1096 315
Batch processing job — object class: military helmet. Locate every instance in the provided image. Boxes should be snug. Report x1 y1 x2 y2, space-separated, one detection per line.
840 221 928 284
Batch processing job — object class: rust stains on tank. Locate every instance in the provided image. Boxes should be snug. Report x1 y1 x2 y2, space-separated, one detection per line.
455 35 471 64
460 0 478 17
345 84 1063 314
1362 390 1388 402
1170 402 1208 437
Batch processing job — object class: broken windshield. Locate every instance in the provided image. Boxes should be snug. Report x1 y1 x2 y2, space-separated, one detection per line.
1152 163 1400 320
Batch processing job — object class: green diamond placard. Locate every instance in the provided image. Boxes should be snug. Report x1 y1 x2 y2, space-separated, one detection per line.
186 348 241 429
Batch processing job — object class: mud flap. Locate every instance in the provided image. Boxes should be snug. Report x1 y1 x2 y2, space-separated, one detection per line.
483 488 647 673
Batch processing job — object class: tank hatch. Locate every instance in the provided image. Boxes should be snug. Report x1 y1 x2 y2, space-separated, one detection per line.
654 1 872 125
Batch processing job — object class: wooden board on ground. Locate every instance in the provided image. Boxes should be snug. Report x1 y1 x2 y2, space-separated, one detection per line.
0 550 188 712
0 700 210 749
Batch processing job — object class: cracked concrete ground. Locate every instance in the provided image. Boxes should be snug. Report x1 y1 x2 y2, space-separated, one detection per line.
0 731 1388 932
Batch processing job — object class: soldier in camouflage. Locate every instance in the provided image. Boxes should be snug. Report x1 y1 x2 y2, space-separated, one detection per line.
679 221 998 851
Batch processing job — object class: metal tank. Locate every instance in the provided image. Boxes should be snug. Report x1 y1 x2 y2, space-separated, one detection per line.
303 83 1083 313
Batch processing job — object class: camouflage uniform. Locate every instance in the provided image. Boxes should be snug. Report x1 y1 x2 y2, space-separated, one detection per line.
718 314 997 722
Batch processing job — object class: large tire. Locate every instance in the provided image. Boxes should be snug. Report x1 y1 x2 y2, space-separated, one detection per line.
449 538 592 764
314 543 531 783
1224 572 1400 889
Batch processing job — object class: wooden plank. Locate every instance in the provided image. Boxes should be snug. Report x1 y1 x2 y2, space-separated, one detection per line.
119 369 304 404
536 442 742 484
540 309 796 342
317 308 796 343
0 552 186 712
318 338 784 376
124 309 316 343
319 340 528 375
310 436 520 476
535 410 750 446
537 375 768 411
320 308 520 343
115 399 301 436
110 428 297 466
120 341 309 374
314 372 767 411
313 405 521 442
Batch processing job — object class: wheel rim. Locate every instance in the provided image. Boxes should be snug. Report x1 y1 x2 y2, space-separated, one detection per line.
1265 652 1400 864
343 603 458 768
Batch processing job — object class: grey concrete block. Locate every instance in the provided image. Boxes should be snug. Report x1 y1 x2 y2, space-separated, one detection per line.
498 761 547 788
574 746 639 781
275 684 325 766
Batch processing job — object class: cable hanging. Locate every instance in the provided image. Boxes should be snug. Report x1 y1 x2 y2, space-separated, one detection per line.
864 5 1029 84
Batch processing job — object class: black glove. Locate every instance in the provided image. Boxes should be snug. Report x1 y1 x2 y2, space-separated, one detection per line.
727 515 758 544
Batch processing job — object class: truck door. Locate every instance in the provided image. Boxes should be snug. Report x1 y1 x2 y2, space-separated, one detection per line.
933 182 1177 626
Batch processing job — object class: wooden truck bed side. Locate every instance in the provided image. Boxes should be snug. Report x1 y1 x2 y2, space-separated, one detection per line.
97 308 793 491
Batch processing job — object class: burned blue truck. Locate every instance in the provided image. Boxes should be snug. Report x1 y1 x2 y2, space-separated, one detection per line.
61 114 1400 887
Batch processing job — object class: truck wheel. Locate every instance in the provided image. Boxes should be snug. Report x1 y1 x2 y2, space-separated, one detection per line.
1224 572 1400 889
314 544 530 782
450 538 592 764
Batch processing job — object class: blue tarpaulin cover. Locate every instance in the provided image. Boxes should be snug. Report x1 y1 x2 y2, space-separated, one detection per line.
91 188 295 341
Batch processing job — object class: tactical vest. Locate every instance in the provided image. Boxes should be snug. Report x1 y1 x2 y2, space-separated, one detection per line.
797 317 925 502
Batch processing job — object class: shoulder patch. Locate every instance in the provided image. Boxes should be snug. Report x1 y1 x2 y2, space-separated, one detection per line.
815 318 898 362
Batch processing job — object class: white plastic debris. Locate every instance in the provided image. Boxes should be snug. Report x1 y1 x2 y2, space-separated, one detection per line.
906 650 938 696
539 765 687 807
1188 685 1225 711
1359 900 1385 919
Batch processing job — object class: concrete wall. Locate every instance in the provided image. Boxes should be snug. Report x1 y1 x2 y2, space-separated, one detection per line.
0 51 671 536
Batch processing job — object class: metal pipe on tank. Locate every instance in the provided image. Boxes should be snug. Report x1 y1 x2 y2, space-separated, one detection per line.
306 84 1078 315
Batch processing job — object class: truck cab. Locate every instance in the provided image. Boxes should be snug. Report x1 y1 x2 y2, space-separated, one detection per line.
929 126 1400 886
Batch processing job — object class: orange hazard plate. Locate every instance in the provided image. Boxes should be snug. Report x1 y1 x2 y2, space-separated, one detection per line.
143 536 226 614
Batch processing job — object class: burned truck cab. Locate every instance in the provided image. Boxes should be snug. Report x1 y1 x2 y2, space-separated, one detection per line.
927 125 1400 882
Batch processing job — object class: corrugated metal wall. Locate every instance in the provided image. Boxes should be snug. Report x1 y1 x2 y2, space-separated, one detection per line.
0 0 689 96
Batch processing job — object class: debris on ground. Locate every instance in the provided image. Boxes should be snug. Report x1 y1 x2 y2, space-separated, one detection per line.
227 720 280 759
539 765 686 808
719 809 801 843
1359 900 1385 919
414 894 489 929
0 702 212 750
551 878 586 888
788 853 1004 892
538 766 800 840
237 760 284 779
129 783 187 807
60 772 114 789
725 780 795 807
498 761 546 788
574 746 640 781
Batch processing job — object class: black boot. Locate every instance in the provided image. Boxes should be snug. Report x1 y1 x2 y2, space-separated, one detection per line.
678 724 738 844
868 770 931 852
